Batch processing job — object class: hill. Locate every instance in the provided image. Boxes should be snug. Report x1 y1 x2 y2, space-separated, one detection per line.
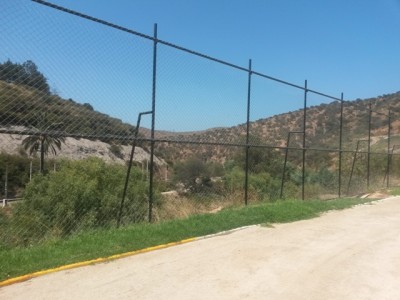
0 80 136 140
153 91 400 163
1 63 399 166
0 79 165 167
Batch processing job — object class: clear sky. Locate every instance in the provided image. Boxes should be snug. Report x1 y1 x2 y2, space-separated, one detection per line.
1 0 400 131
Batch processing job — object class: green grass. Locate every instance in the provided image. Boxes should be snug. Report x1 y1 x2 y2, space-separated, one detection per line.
0 198 374 281
390 187 400 196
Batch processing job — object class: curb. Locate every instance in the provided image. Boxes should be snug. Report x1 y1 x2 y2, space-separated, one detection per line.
196 225 257 240
0 237 196 288
0 225 256 288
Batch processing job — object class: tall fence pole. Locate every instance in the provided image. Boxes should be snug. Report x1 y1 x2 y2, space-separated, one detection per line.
148 23 158 222
280 133 291 199
302 80 308 200
387 109 391 188
367 101 372 188
244 59 252 206
338 93 344 197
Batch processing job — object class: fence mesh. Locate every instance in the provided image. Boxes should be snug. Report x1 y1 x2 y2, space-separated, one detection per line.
1 0 399 249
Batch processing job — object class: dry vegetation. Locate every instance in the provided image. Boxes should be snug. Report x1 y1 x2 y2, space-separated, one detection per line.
152 92 400 163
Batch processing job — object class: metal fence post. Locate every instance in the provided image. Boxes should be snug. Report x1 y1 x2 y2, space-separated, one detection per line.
280 133 291 199
244 59 252 206
149 23 158 222
367 101 372 188
387 109 391 188
338 93 344 197
302 80 308 200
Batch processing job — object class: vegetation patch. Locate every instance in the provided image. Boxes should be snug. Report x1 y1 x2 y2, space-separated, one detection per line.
0 158 149 249
389 187 400 196
0 197 374 281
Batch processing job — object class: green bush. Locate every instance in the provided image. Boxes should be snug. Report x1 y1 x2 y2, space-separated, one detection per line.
173 157 224 194
1 158 149 247
0 152 33 198
224 168 285 202
224 166 245 193
249 172 281 201
109 143 124 159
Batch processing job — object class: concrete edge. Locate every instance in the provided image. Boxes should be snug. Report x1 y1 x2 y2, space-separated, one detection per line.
0 224 259 288
196 225 258 240
0 237 196 288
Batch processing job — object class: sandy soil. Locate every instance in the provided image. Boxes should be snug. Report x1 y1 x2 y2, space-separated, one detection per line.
2 197 400 300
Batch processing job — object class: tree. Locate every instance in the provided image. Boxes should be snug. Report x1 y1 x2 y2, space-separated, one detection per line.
22 60 50 94
174 157 210 186
83 103 94 111
22 114 65 173
0 59 50 94
233 136 283 176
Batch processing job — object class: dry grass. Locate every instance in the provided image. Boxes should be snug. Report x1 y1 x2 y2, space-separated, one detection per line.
154 191 249 221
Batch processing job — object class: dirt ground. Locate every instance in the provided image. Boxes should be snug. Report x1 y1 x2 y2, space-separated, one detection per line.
2 197 400 300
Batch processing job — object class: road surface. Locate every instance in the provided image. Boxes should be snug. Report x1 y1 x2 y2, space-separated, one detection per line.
1 197 400 299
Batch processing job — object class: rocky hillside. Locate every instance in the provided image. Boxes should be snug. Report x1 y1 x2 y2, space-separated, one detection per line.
152 91 400 163
0 128 165 166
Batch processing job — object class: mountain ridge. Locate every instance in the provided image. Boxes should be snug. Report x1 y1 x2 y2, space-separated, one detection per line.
152 91 400 163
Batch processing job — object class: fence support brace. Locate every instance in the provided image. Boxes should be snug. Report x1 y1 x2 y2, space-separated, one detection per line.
117 111 152 228
280 131 304 199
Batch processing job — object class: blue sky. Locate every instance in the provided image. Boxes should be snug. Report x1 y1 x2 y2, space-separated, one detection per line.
1 0 400 131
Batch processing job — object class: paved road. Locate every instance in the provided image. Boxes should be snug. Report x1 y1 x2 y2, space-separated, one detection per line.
2 197 400 299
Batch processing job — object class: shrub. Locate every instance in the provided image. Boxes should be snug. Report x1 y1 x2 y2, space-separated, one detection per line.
173 157 224 195
224 166 244 193
2 158 149 247
0 153 32 198
249 172 281 201
109 143 124 159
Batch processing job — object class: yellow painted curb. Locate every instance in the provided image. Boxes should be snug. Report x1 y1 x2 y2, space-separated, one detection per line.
0 237 196 288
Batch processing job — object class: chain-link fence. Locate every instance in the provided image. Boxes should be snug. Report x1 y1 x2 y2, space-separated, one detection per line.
1 0 399 248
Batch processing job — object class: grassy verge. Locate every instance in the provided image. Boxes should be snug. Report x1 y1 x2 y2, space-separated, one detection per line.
0 198 374 281
390 187 400 196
